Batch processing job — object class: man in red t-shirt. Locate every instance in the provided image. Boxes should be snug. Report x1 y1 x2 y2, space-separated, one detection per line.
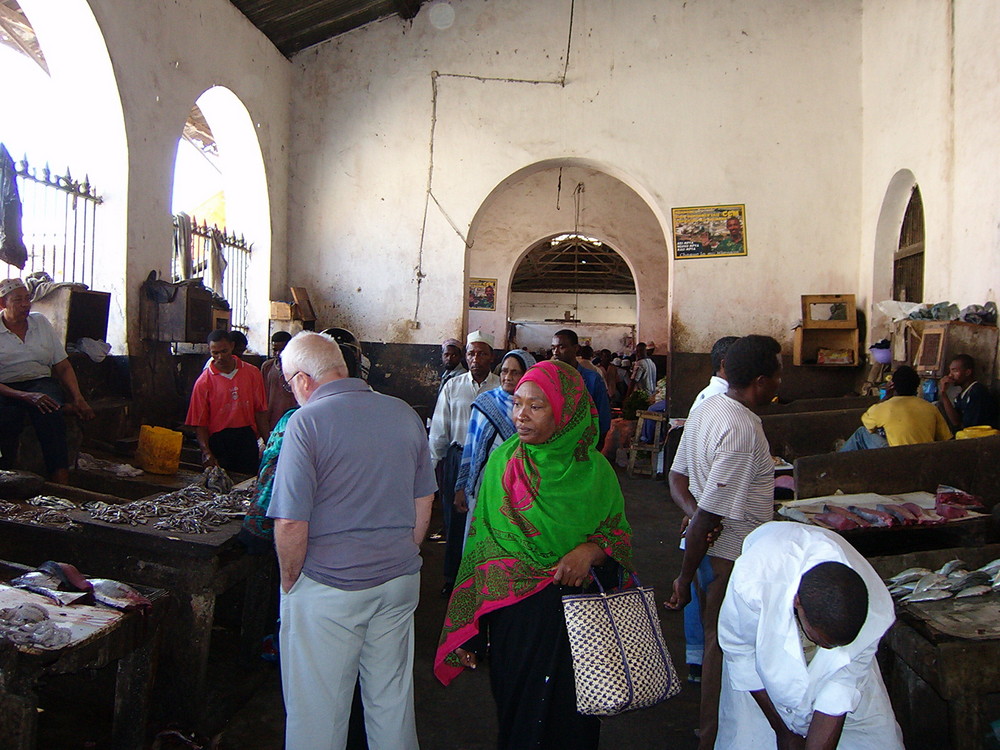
186 329 269 475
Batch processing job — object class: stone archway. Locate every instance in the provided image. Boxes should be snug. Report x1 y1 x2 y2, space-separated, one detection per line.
465 161 670 355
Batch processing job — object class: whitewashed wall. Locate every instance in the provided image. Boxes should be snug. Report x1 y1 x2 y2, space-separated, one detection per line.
510 292 637 326
289 0 864 354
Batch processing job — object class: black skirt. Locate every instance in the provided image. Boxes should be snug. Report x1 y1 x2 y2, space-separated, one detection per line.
484 583 600 750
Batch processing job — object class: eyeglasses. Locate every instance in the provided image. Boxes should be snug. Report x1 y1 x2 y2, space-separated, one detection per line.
282 371 303 392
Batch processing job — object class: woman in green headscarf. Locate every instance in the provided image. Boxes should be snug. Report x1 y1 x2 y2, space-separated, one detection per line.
435 359 632 749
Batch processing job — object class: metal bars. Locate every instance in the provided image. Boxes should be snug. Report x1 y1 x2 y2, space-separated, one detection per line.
0 150 103 288
170 214 252 332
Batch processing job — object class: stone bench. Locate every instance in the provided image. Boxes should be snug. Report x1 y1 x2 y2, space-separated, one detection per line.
793 434 1000 510
761 407 869 461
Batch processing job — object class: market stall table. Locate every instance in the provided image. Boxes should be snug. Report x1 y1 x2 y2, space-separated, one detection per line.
0 483 274 732
870 545 1000 750
0 561 168 750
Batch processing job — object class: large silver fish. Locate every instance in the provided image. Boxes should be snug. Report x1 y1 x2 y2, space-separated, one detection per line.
887 567 932 585
903 589 953 603
88 579 152 611
937 559 968 576
912 573 950 594
954 585 992 598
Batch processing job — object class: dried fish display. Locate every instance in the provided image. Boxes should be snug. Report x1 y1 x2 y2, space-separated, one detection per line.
0 500 19 514
8 506 78 529
27 495 77 510
83 469 254 534
84 501 147 526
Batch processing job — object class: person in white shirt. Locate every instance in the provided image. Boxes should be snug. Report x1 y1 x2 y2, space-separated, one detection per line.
428 330 499 595
679 335 739 684
716 522 904 750
689 336 740 415
666 334 782 750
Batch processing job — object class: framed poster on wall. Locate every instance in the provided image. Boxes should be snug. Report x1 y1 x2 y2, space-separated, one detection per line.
468 277 497 311
671 204 747 259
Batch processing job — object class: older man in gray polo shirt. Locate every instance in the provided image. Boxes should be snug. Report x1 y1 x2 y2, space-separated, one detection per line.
268 331 436 750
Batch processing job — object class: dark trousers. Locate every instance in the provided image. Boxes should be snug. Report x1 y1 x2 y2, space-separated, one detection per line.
486 584 600 750
208 426 260 476
440 443 466 585
0 377 68 474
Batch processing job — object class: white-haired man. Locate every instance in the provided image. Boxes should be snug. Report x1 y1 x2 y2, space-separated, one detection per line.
268 331 436 750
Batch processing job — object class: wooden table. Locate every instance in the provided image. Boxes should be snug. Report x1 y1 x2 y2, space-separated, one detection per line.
0 562 168 750
870 544 1000 750
0 485 275 732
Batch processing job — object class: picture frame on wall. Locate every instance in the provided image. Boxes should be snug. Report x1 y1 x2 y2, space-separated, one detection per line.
468 277 497 311
671 204 747 259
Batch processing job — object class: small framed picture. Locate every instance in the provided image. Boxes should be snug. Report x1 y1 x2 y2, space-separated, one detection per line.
468 277 497 311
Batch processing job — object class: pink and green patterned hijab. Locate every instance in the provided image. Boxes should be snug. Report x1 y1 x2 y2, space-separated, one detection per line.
434 360 632 686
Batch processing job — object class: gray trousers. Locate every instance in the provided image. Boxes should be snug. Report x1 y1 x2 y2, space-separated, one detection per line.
279 572 420 750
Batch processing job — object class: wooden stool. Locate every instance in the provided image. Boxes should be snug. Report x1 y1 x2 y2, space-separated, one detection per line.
627 410 667 477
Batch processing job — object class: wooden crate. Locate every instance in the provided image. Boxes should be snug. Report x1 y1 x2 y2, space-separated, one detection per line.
793 326 859 366
30 287 111 345
801 293 857 329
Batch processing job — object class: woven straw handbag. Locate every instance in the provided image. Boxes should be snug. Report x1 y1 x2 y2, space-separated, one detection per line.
561 572 681 716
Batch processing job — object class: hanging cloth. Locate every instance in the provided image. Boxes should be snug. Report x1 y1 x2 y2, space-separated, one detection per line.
172 212 193 280
206 227 228 294
0 144 28 270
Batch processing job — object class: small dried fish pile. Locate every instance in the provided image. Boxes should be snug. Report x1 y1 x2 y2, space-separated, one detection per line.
0 602 71 649
27 495 77 510
0 500 20 515
84 501 147 526
83 468 252 534
885 558 1000 603
8 506 78 529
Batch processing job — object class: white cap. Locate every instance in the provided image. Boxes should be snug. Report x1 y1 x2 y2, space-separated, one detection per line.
466 329 495 348
0 278 27 298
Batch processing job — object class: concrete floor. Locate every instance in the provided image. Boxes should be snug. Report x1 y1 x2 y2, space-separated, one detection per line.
215 470 701 750
35 470 701 749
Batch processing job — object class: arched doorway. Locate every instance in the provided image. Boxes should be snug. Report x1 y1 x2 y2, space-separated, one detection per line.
507 232 637 357
465 160 670 356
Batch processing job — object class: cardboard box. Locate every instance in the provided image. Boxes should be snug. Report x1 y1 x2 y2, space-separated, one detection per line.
270 301 297 320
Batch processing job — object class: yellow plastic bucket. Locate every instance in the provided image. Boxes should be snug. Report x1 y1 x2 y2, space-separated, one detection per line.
956 425 1000 440
135 425 183 474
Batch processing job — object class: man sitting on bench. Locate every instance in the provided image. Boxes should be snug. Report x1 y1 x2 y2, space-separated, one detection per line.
839 365 951 451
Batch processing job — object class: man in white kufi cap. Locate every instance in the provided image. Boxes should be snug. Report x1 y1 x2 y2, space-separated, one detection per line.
428 329 499 596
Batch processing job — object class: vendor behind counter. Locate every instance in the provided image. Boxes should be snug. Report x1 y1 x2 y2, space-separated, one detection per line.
0 277 94 483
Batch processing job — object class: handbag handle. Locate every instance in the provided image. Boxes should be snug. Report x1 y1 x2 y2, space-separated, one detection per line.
588 567 643 594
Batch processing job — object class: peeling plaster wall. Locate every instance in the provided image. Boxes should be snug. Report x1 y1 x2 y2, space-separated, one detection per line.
290 0 863 355
859 0 953 342
860 1 1000 354
85 0 291 354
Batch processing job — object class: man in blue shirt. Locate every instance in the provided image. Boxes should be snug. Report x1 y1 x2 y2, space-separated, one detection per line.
551 329 611 448
939 353 998 430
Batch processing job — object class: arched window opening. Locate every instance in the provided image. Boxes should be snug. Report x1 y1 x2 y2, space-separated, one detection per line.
0 2 103 288
172 90 268 336
893 185 924 302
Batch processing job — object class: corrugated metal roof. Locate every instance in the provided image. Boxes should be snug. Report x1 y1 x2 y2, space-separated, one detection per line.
229 0 424 57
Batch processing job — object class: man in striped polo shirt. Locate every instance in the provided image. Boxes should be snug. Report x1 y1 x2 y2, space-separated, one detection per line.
666 334 782 750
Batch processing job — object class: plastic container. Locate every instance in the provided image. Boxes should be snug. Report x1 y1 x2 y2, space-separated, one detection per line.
956 425 1000 440
869 346 892 364
135 425 183 474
